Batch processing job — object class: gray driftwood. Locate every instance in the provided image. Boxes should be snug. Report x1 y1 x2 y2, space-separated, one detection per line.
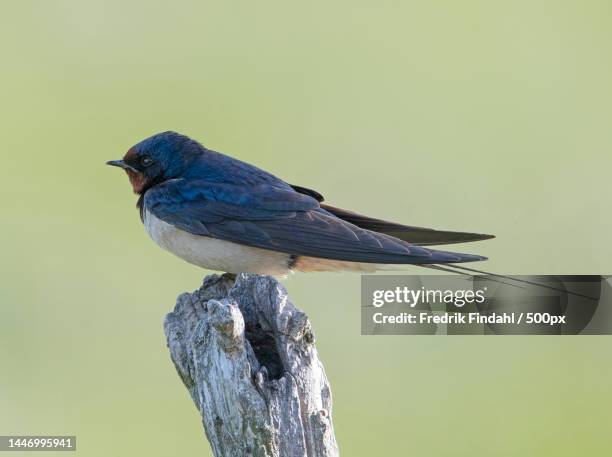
164 273 339 457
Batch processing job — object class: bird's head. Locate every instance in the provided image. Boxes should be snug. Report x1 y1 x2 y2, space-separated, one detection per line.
107 131 203 194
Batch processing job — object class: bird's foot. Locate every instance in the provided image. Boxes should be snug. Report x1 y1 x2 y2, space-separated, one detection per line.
222 272 237 282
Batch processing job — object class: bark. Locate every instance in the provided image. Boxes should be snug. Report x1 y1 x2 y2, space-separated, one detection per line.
164 273 339 457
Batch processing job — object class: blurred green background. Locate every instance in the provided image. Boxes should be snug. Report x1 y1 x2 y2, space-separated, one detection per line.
1 1 611 455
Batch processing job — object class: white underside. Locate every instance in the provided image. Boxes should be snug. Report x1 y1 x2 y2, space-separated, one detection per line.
143 209 383 275
144 210 292 275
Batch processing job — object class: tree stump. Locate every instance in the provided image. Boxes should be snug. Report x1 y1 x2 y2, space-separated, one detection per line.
164 273 339 457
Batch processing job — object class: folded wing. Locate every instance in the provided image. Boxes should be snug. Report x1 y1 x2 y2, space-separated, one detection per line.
289 184 494 246
145 179 486 265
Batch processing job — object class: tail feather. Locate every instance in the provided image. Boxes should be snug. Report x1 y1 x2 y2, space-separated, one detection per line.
426 264 598 301
321 204 494 246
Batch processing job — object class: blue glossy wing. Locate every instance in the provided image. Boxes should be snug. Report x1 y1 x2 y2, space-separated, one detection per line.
144 179 485 264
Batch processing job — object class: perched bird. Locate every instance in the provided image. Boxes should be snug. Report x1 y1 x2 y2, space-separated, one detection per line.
107 131 493 275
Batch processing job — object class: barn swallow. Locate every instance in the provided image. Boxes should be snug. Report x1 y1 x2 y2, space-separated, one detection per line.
107 131 493 275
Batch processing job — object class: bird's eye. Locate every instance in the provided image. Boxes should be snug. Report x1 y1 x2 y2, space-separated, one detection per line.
140 156 154 167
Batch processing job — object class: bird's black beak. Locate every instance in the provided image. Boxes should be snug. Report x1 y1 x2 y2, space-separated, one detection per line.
106 160 138 172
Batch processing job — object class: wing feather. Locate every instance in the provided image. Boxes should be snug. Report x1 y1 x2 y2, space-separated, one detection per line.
145 179 485 264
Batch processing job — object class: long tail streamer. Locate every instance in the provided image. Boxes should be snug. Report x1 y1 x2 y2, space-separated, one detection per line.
424 264 598 301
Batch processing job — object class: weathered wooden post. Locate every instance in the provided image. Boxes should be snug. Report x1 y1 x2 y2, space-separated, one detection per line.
164 273 339 457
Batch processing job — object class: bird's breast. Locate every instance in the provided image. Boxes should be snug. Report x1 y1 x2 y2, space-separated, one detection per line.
142 209 292 275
